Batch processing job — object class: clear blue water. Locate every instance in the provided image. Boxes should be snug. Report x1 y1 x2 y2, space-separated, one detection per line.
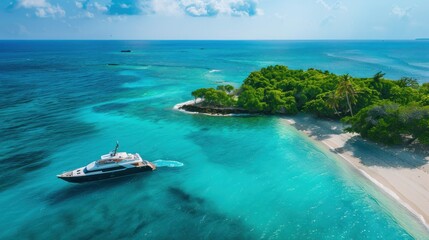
1 40 428 239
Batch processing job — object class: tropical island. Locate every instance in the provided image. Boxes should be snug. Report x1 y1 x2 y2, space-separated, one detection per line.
178 65 429 231
180 65 429 146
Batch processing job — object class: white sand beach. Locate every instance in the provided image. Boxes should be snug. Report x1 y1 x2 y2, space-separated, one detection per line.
175 100 429 233
283 115 429 232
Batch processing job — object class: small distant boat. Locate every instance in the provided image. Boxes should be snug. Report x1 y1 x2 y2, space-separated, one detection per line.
120 50 131 53
57 142 156 183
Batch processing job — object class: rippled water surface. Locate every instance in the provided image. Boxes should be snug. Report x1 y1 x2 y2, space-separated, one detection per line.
1 40 428 239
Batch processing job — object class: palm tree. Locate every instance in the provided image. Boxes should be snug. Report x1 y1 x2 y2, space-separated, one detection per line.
373 71 385 83
336 74 358 116
371 71 385 92
325 91 340 116
398 77 419 89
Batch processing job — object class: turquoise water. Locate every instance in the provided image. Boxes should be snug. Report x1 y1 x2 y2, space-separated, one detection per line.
1 40 428 239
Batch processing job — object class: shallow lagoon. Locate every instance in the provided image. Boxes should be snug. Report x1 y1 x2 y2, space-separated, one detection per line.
0 41 428 239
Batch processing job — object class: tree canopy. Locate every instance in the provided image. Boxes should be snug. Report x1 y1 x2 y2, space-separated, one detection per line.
189 65 429 145
191 85 236 107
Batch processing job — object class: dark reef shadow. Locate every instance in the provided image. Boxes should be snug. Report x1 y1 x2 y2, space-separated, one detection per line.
0 150 51 192
18 183 256 240
168 186 205 205
161 186 255 239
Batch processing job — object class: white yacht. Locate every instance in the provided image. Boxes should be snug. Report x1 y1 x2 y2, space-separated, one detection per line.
57 142 156 183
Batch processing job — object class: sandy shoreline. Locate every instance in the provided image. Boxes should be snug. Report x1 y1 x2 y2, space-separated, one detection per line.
174 100 429 234
282 115 429 234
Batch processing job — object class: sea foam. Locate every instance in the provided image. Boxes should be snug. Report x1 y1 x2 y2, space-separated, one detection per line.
153 160 184 168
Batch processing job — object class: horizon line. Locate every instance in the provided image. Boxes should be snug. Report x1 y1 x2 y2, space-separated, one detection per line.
0 38 425 41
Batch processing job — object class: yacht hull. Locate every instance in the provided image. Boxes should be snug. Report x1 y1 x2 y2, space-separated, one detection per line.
58 165 154 183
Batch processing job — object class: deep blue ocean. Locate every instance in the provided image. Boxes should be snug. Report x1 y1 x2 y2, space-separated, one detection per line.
0 40 428 239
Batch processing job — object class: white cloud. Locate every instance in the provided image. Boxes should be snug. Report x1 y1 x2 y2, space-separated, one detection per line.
152 0 261 17
391 5 411 19
316 0 347 11
151 0 182 15
35 5 65 18
70 10 95 19
94 2 108 12
316 0 346 26
120 3 130 9
75 1 83 9
333 1 347 11
18 0 65 18
316 0 331 10
85 11 95 18
19 0 47 8
106 15 127 22
185 4 208 16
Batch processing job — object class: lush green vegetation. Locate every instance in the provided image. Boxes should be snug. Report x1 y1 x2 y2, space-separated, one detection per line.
188 65 429 146
345 102 429 145
191 85 236 107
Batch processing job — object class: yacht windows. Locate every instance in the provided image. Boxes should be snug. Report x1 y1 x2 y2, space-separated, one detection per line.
101 166 126 172
83 166 126 174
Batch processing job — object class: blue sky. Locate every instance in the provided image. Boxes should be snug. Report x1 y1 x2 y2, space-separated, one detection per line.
1 0 428 39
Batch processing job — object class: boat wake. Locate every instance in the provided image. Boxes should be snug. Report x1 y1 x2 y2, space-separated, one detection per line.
153 160 184 168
